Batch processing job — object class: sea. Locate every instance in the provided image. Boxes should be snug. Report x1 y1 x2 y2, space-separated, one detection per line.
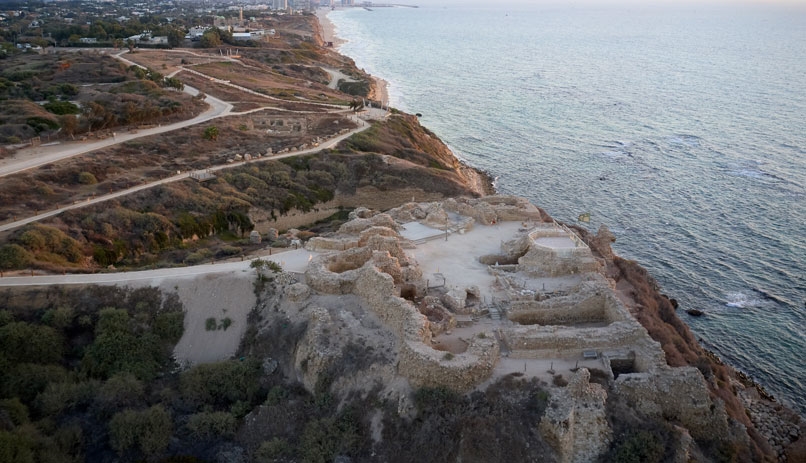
327 2 806 415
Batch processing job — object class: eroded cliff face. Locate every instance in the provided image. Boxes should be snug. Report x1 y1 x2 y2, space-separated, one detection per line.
572 223 805 462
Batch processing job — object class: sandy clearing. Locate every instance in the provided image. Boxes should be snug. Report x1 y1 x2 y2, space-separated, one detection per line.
165 273 257 365
407 221 523 303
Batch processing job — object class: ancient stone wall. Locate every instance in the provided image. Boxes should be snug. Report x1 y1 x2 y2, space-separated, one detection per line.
398 335 500 392
508 291 628 326
539 369 612 463
614 366 731 440
503 321 646 356
518 246 601 277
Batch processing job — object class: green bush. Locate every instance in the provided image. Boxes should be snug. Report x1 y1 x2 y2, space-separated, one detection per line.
0 244 34 270
0 398 30 425
186 411 236 439
77 172 98 185
2 363 69 404
205 317 217 331
299 414 359 463
43 100 80 115
610 430 664 463
256 438 292 462
109 405 172 457
179 359 262 408
0 430 35 463
41 306 75 331
94 373 145 416
81 308 165 380
0 310 13 326
186 249 212 265
153 311 184 343
35 380 98 416
0 322 64 364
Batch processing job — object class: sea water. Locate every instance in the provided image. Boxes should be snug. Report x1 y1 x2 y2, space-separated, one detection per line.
329 3 806 414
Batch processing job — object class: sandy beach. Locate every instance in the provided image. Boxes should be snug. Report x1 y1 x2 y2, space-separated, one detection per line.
316 7 389 105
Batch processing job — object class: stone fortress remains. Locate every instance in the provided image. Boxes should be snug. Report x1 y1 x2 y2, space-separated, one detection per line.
281 195 732 463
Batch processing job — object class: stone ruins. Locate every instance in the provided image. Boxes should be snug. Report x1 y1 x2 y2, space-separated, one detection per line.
281 195 732 462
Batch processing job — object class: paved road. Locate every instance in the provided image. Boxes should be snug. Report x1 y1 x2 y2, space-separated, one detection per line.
0 117 370 233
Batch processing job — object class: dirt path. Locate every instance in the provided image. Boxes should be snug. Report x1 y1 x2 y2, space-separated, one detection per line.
0 84 232 179
0 117 371 233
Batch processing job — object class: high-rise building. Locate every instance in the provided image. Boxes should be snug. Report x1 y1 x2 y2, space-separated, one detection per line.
272 0 288 10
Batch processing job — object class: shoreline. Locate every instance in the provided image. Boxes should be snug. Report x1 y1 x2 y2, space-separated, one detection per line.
315 7 390 105
309 6 806 443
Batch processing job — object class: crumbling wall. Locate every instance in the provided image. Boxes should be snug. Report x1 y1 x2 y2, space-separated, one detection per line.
508 291 628 326
539 369 612 463
351 262 499 390
614 367 731 441
503 321 647 356
353 265 431 344
398 334 499 392
293 307 339 391
518 245 601 277
306 236 359 251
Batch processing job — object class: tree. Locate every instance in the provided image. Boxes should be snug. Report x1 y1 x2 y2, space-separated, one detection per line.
0 322 64 364
81 308 164 380
126 38 135 53
167 28 185 48
203 126 219 141
163 77 184 91
109 405 172 457
199 30 222 48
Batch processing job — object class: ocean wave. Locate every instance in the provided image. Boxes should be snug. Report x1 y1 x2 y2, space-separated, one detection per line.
724 291 779 309
668 134 701 147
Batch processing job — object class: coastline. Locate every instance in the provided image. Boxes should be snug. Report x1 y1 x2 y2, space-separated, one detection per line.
310 8 805 456
316 7 390 105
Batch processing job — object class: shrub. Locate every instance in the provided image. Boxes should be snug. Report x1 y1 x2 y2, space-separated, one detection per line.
94 373 145 416
0 244 33 270
264 386 288 406
0 398 29 425
219 317 232 331
77 172 97 185
109 405 172 457
255 438 292 462
300 414 360 463
41 306 75 331
0 430 35 463
0 310 13 326
43 100 80 115
609 430 664 463
185 411 236 439
2 363 69 404
35 380 98 416
205 317 217 331
179 358 262 408
186 249 212 265
153 311 184 343
0 322 64 364
81 308 165 380
552 375 568 387
203 126 219 141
